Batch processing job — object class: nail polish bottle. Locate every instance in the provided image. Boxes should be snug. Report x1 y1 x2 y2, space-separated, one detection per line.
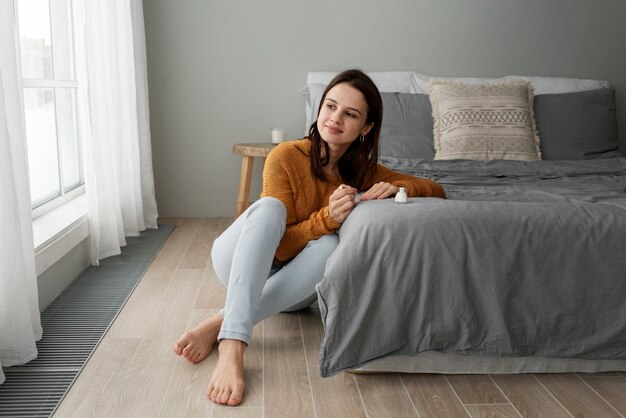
395 187 408 204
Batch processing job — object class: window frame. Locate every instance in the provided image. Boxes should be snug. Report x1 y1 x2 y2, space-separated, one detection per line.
14 0 85 219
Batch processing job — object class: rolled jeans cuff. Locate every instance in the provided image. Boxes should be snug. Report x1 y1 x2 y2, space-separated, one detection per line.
217 330 251 346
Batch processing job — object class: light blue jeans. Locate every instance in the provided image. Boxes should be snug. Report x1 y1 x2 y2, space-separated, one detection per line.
211 197 339 345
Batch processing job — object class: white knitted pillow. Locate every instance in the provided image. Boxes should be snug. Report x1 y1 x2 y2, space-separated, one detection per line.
429 80 541 161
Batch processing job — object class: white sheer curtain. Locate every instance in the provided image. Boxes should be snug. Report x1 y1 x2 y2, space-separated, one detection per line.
75 0 158 264
0 0 43 385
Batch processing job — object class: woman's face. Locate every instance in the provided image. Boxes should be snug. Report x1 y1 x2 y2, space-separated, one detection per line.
317 82 373 150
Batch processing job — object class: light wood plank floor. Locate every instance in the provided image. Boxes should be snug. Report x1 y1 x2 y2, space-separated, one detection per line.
53 218 626 418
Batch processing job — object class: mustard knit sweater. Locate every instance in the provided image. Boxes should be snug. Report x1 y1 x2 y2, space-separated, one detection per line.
261 139 446 261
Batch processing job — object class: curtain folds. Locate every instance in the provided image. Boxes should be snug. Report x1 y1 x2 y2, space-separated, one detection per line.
76 0 158 264
0 0 157 385
0 0 43 385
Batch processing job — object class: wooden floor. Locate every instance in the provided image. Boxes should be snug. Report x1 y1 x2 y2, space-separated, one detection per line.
54 218 626 418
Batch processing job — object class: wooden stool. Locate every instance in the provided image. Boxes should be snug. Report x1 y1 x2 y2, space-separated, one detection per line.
232 143 277 216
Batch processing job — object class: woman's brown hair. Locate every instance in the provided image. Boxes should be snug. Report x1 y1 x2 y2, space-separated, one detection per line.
308 69 382 191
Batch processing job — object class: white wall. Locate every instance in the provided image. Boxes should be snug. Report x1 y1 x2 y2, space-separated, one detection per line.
143 0 626 217
37 238 90 310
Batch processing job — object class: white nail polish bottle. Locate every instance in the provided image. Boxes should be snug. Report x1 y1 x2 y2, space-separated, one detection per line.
395 187 408 204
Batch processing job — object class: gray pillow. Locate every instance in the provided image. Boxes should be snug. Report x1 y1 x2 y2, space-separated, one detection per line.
305 83 326 133
379 92 435 159
534 88 622 160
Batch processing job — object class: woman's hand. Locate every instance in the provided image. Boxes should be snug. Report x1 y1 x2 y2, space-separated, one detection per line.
329 184 357 223
359 182 399 201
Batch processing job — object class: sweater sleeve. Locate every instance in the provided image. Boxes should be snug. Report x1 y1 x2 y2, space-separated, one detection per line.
371 164 447 198
276 206 340 261
261 145 341 262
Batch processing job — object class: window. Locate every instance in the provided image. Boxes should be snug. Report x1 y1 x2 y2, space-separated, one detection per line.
15 0 84 214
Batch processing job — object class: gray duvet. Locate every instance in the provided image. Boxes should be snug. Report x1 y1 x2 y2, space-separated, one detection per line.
316 158 626 377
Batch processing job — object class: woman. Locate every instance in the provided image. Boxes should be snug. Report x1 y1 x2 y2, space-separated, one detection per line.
173 69 446 406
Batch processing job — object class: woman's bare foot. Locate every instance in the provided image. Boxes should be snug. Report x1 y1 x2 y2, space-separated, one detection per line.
173 313 223 363
207 339 246 406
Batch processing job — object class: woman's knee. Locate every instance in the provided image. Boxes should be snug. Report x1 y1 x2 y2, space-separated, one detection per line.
247 197 286 224
211 234 230 287
211 197 286 288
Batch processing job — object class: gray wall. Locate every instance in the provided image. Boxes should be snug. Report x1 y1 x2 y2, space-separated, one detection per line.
144 0 626 217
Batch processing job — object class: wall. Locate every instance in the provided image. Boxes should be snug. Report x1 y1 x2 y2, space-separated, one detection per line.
143 0 626 217
37 238 90 310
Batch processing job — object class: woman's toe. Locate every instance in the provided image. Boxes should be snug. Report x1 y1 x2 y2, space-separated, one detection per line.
220 389 232 404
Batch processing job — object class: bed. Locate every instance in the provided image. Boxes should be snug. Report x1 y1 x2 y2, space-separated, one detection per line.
301 71 626 377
